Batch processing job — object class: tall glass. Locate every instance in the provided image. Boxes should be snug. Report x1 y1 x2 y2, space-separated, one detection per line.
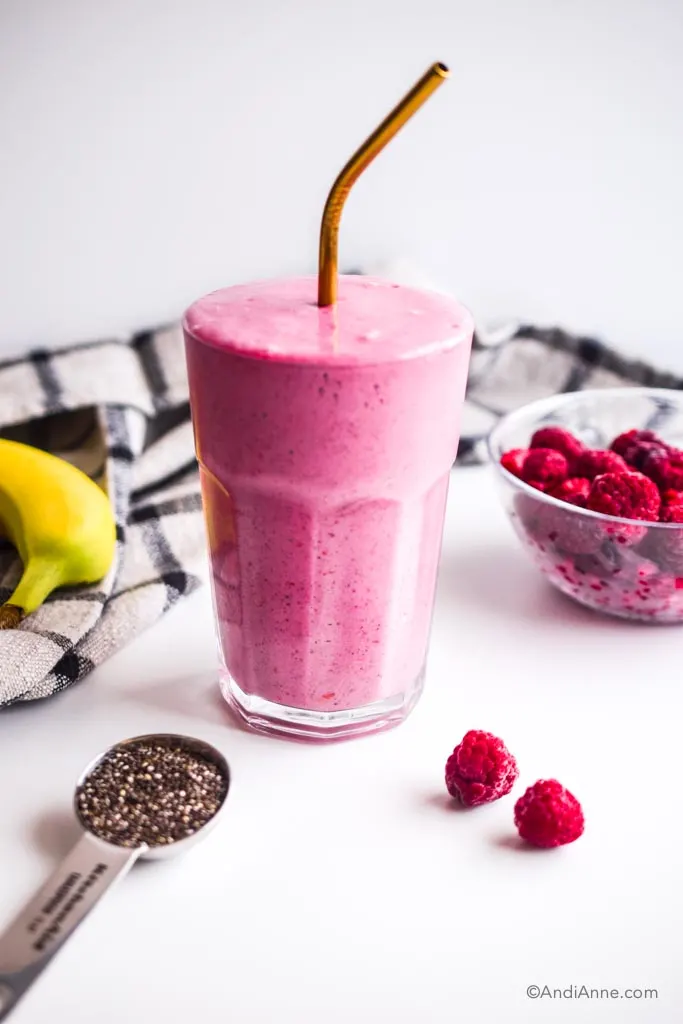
184 274 472 739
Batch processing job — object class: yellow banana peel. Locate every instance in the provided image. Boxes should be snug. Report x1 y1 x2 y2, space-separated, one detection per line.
0 439 116 628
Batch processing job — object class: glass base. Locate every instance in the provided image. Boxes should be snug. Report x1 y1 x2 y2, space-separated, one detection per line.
219 666 426 742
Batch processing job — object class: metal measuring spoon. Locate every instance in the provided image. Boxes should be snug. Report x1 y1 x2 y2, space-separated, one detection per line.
0 733 230 1020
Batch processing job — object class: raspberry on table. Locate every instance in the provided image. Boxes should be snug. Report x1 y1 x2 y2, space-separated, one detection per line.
587 471 661 521
445 730 519 807
530 427 585 468
514 779 584 848
521 449 568 491
549 477 591 507
500 448 528 478
574 449 628 480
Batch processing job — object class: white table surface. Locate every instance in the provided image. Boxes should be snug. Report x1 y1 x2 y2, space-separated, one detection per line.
1 467 680 1024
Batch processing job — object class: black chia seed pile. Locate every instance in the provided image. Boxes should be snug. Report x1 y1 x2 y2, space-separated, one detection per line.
76 739 228 848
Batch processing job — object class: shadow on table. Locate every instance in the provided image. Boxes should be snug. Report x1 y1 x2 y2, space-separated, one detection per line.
422 791 470 814
490 833 548 855
122 671 240 730
437 543 636 633
29 808 184 879
125 671 372 748
124 672 311 746
31 809 81 861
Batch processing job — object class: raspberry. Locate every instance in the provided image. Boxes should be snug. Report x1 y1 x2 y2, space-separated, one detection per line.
530 427 585 468
549 477 591 507
610 429 667 467
587 471 661 521
514 779 584 848
445 730 519 807
661 489 683 507
574 449 628 480
611 428 647 457
630 441 672 473
521 449 568 492
500 448 528 478
659 491 683 526
611 430 671 477
660 503 683 524
642 449 683 492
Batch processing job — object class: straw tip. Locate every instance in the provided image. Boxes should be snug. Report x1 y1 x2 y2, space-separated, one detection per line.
434 62 450 78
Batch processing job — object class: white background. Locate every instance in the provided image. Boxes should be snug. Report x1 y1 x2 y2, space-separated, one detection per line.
1 6 682 1019
1 0 682 363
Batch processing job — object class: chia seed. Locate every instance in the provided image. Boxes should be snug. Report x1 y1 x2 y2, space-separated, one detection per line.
76 739 228 849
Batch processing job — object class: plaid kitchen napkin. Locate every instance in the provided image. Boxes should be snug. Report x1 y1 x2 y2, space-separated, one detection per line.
1 318 681 707
459 322 683 463
0 326 203 706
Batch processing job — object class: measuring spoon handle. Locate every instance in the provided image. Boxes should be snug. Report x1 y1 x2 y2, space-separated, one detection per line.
0 832 141 1020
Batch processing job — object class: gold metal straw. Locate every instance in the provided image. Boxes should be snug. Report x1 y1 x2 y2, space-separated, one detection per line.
317 62 450 308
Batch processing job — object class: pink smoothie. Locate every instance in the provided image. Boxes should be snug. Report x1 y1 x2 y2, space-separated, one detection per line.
184 276 472 720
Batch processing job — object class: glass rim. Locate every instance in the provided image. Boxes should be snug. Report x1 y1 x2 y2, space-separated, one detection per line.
182 275 474 368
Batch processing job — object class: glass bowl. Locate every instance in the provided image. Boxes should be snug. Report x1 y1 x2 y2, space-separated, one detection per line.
488 388 683 623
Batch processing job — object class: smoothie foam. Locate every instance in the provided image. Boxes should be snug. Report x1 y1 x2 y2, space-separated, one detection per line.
184 276 472 722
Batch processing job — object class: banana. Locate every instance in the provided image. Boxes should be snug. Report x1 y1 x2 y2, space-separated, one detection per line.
0 439 116 629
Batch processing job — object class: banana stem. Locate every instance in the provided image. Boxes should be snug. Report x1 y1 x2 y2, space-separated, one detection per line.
0 605 23 629
6 558 64 617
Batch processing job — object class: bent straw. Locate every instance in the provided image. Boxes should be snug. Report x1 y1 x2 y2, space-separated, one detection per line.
317 62 450 308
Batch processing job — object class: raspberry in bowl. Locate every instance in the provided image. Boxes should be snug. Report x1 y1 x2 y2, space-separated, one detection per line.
488 388 683 623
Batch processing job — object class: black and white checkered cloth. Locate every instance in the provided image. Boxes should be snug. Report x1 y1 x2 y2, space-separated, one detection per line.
459 322 683 463
0 325 203 707
1 318 680 707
